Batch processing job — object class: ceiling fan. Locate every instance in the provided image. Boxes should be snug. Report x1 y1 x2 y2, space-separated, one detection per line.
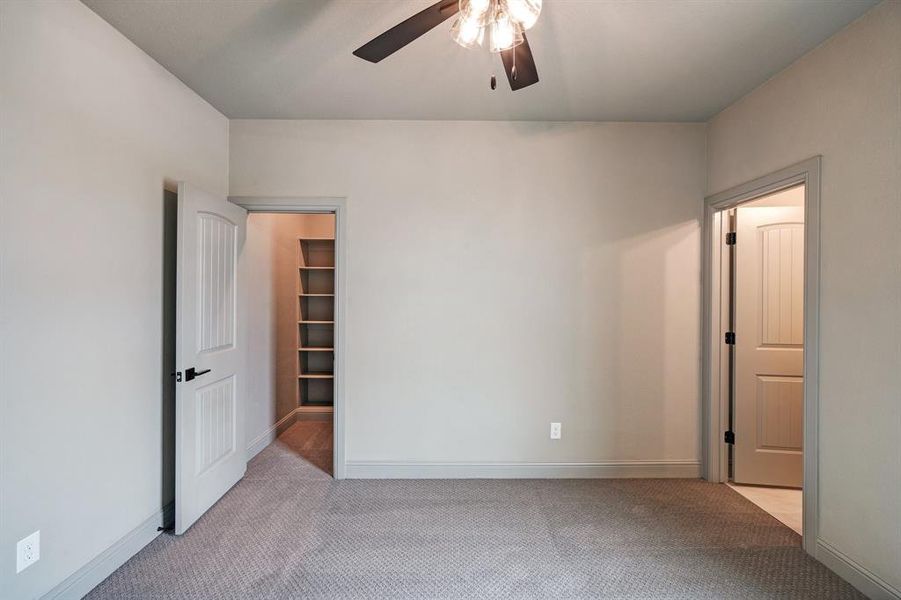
353 0 541 91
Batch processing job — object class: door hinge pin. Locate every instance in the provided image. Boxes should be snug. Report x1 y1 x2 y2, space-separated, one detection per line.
726 232 736 245
725 331 736 345
724 431 735 444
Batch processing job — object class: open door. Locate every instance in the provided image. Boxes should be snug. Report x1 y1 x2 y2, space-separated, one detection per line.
733 204 804 487
175 182 247 534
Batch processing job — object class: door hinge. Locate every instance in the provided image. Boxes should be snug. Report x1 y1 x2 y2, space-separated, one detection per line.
725 232 736 245
724 430 735 444
725 331 735 345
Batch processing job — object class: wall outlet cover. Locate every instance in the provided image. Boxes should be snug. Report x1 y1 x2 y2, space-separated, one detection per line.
17 530 40 573
550 422 562 440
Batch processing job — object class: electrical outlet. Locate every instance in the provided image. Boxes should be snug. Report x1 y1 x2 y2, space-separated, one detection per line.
550 422 562 440
16 531 40 573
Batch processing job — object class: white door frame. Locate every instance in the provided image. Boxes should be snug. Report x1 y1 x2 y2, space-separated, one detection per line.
701 157 820 554
228 195 348 480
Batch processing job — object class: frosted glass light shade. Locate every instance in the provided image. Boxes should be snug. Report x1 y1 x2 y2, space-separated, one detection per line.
489 12 523 53
452 15 485 49
463 0 491 19
453 0 539 53
504 0 541 30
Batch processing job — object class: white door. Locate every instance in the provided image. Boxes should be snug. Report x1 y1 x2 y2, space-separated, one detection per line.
175 182 247 534
734 205 804 487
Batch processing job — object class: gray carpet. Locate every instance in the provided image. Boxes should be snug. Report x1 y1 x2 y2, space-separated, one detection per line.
87 425 863 599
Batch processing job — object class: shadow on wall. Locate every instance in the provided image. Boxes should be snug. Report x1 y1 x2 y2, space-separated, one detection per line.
507 218 701 462
191 0 332 108
161 188 177 518
607 221 700 460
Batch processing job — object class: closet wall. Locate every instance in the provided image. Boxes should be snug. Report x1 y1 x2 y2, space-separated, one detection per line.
243 213 335 448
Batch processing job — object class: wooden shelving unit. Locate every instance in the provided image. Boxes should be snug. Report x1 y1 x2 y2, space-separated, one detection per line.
297 238 335 407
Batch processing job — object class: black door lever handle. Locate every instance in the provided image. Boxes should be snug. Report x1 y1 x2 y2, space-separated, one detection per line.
185 367 211 382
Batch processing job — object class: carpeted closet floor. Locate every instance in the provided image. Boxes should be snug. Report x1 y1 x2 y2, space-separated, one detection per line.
87 422 862 599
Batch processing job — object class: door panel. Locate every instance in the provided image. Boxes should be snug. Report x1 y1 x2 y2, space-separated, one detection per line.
194 375 236 476
198 213 237 352
734 205 804 487
756 375 803 451
759 224 804 346
176 183 247 534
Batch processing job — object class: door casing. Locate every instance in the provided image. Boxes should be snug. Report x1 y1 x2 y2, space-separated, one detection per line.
228 196 348 480
700 157 820 555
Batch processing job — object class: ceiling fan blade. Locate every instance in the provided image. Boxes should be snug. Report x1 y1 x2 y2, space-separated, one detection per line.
500 33 539 91
353 0 461 63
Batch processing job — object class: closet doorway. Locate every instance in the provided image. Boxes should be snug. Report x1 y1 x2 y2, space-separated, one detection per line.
233 196 347 480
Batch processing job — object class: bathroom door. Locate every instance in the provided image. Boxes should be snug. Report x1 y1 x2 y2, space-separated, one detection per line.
733 205 804 487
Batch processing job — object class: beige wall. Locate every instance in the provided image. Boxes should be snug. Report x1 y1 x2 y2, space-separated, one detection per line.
231 120 706 472
707 1 901 594
0 1 229 597
244 214 335 446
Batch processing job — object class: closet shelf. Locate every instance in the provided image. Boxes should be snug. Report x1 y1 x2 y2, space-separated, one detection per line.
298 237 336 408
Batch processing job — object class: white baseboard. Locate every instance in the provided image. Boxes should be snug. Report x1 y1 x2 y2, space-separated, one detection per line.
345 459 701 479
816 539 901 600
41 503 173 600
246 409 300 459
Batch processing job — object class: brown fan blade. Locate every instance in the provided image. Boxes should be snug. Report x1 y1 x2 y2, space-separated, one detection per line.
500 33 539 91
353 0 461 63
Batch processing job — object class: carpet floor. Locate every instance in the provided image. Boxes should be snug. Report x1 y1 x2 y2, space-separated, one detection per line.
87 423 862 599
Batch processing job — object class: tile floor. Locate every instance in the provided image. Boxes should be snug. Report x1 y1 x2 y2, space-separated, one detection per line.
728 482 802 534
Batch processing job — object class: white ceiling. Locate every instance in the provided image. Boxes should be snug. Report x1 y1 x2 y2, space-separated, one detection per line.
83 0 876 122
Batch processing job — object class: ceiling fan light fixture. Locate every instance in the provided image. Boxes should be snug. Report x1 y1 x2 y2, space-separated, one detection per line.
353 0 540 91
452 14 485 49
452 0 536 53
503 0 541 30
488 10 523 53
